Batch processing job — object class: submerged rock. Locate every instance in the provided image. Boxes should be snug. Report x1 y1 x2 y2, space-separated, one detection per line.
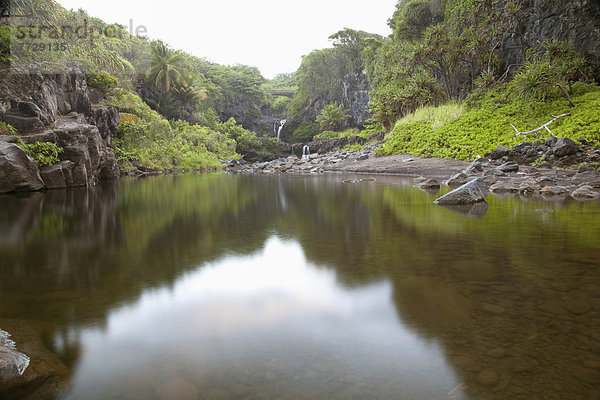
0 321 70 400
476 368 499 386
570 185 600 200
434 178 489 206
415 178 440 189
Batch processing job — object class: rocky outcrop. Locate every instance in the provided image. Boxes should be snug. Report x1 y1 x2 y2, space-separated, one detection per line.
434 178 489 206
461 141 600 199
0 142 44 194
341 72 371 127
445 172 469 188
0 63 120 192
289 72 372 136
488 137 599 167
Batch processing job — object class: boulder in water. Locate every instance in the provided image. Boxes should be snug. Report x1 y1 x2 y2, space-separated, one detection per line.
434 178 489 205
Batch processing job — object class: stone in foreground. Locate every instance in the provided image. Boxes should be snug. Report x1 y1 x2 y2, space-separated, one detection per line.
434 178 489 206
0 142 45 194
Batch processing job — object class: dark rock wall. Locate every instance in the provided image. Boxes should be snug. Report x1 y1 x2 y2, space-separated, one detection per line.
501 0 600 77
0 63 120 193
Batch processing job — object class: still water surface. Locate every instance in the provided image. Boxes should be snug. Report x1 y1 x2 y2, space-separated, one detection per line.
0 173 599 400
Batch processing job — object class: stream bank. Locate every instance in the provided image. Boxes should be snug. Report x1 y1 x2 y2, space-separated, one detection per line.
227 138 600 201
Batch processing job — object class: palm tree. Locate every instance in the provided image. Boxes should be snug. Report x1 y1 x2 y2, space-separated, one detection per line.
146 41 183 93
146 86 179 119
173 84 200 120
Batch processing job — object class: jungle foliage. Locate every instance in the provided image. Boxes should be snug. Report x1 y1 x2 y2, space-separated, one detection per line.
3 0 275 169
370 0 597 160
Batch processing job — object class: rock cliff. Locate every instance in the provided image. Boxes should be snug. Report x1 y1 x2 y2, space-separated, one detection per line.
500 0 600 77
0 63 120 194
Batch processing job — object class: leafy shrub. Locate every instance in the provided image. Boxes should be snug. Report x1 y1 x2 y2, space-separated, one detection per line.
292 122 319 142
86 70 119 94
511 40 591 102
22 142 63 167
314 128 360 140
511 59 554 100
119 113 140 123
272 96 291 116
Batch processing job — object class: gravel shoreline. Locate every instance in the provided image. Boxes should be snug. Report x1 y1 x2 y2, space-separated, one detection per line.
227 144 600 201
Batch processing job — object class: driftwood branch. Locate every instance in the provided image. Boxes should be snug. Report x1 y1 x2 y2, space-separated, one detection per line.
510 113 571 141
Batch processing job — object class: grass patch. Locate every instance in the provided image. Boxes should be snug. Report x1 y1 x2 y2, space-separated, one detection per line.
396 102 465 130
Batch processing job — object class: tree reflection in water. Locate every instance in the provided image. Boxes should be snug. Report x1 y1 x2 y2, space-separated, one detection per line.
0 173 598 399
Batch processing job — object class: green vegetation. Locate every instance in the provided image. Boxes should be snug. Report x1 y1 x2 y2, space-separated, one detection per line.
110 90 242 170
3 0 280 169
511 40 591 105
21 141 63 166
314 128 361 140
0 121 18 136
3 0 599 168
86 70 119 95
292 122 319 142
288 29 382 124
369 0 598 160
316 103 351 131
379 83 600 160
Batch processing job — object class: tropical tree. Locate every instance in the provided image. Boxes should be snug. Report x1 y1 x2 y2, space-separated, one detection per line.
145 87 179 119
147 41 184 93
173 80 206 120
316 103 351 131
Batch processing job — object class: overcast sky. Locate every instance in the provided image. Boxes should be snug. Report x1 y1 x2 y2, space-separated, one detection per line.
56 0 396 79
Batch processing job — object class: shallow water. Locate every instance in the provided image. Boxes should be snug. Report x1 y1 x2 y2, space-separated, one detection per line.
0 173 599 400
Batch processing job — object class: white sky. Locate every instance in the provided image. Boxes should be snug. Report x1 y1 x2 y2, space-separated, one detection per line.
56 0 396 78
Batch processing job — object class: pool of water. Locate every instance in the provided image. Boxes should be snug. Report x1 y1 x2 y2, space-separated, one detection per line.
0 173 599 399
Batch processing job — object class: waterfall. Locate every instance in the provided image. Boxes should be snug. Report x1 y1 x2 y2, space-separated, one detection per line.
277 119 286 142
302 145 310 159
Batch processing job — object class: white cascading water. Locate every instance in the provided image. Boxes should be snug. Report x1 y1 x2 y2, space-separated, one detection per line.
277 120 286 142
302 145 310 159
